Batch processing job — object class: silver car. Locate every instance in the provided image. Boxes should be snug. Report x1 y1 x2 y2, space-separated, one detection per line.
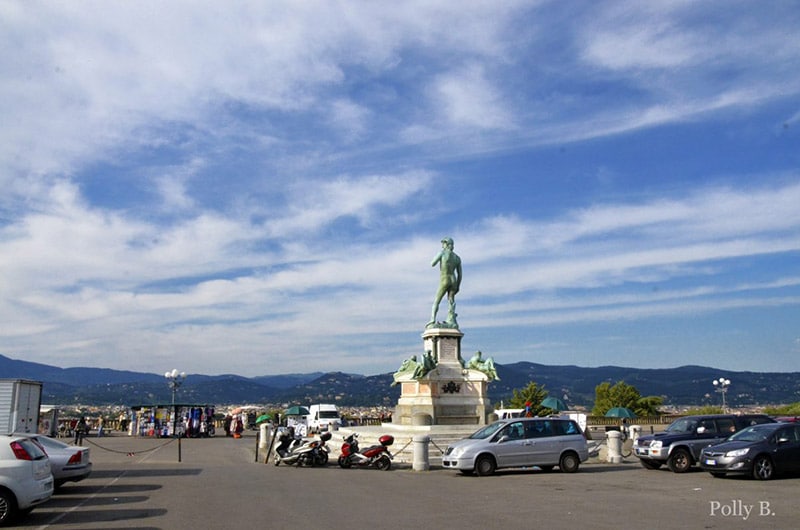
442 417 589 476
15 434 92 489
0 434 53 526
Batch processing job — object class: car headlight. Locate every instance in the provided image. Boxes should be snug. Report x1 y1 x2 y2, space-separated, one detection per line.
449 447 465 458
725 448 750 458
650 441 662 450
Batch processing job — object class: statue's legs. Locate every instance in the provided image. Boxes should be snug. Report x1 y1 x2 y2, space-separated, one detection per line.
446 294 457 325
429 289 446 325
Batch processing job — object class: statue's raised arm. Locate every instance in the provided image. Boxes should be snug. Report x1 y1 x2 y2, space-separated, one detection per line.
427 237 462 329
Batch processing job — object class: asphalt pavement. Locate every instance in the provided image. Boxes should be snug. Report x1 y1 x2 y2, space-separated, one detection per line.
11 431 798 530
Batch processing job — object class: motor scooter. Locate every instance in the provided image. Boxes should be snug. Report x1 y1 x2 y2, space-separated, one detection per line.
311 431 332 466
337 433 394 470
274 428 331 466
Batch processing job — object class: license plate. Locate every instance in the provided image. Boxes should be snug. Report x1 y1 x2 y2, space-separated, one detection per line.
704 459 716 466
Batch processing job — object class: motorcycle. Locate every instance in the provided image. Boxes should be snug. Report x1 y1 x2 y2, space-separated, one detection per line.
337 433 394 470
274 428 331 467
311 431 331 466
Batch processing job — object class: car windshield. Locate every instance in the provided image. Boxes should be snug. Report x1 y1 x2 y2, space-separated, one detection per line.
665 418 698 433
728 426 771 442
468 422 506 439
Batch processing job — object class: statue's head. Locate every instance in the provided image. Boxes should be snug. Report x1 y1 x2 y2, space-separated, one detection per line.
441 236 454 248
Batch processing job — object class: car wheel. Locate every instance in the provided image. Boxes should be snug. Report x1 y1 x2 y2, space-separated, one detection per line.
752 455 774 480
375 455 391 471
667 448 692 473
0 489 18 526
640 459 662 470
559 452 580 473
475 455 496 476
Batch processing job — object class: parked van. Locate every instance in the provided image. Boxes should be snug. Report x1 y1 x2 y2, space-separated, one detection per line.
494 408 524 420
442 417 589 476
306 404 341 433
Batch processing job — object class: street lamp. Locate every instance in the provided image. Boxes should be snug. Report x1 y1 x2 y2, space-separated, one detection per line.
164 369 186 462
712 377 731 411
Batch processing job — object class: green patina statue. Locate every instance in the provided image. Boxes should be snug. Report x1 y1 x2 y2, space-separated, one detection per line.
467 350 499 381
391 350 438 386
391 355 420 386
427 236 462 329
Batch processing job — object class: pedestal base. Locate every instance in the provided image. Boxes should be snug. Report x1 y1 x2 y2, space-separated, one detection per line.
394 327 493 426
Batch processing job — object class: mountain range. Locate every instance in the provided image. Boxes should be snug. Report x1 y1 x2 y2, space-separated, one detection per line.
2 354 798 408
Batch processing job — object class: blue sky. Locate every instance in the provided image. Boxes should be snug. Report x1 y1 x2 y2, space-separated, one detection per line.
1 1 799 378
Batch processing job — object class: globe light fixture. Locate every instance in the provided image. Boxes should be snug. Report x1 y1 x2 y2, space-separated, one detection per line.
712 377 731 411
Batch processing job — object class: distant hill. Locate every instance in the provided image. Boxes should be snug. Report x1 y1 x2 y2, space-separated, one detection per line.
1 354 798 407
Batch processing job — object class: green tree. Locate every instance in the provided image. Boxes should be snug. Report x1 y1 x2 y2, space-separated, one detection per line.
506 381 549 416
636 395 664 417
593 381 663 417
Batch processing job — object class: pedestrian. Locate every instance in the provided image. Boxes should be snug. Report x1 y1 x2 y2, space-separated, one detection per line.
75 416 88 445
97 416 104 437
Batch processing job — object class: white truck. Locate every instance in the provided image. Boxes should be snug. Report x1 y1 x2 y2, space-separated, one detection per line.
306 404 341 433
0 379 43 435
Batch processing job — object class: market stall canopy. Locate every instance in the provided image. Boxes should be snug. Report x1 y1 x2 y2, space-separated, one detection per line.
284 406 310 416
540 397 567 412
605 407 636 419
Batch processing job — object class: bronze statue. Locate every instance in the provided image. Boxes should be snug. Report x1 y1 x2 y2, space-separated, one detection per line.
427 237 461 328
466 350 499 381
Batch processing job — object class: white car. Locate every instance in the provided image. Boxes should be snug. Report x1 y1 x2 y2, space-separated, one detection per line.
0 434 54 526
15 434 92 489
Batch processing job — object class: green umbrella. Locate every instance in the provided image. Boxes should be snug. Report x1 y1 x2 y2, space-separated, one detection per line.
540 396 567 412
605 407 636 419
284 406 310 416
255 413 272 424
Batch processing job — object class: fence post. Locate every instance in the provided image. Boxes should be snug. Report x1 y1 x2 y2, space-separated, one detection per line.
606 430 622 463
412 435 430 471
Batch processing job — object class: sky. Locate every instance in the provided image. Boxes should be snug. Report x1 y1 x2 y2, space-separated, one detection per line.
1 1 799 379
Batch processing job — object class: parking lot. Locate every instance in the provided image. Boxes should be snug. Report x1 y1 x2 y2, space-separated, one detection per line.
11 432 798 529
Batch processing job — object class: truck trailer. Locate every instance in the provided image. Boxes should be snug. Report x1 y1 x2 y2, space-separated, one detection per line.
0 379 43 435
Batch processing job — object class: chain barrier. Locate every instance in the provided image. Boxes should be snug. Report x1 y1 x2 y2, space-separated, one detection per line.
394 438 413 455
76 436 176 456
428 438 447 455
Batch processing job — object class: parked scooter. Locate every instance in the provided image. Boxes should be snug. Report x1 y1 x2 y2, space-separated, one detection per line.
274 427 331 467
311 431 332 466
337 433 394 470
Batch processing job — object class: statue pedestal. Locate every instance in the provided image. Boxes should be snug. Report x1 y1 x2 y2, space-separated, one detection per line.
394 328 493 426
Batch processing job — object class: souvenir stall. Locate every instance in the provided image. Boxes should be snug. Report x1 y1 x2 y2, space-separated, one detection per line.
128 404 215 437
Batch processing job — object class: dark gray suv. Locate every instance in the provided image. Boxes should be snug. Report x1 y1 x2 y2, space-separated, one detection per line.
634 414 775 473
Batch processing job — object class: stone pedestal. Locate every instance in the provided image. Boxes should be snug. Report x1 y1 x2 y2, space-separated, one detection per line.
394 327 493 426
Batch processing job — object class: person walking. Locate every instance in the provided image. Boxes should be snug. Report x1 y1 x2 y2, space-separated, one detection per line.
75 416 88 445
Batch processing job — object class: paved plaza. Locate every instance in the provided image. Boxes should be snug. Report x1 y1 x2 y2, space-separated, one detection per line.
12 432 798 530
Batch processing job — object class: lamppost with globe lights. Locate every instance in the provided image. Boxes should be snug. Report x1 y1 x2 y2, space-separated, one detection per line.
164 369 186 462
712 377 731 411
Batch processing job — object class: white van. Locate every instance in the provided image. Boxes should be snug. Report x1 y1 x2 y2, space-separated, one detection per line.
306 404 341 433
494 408 524 420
